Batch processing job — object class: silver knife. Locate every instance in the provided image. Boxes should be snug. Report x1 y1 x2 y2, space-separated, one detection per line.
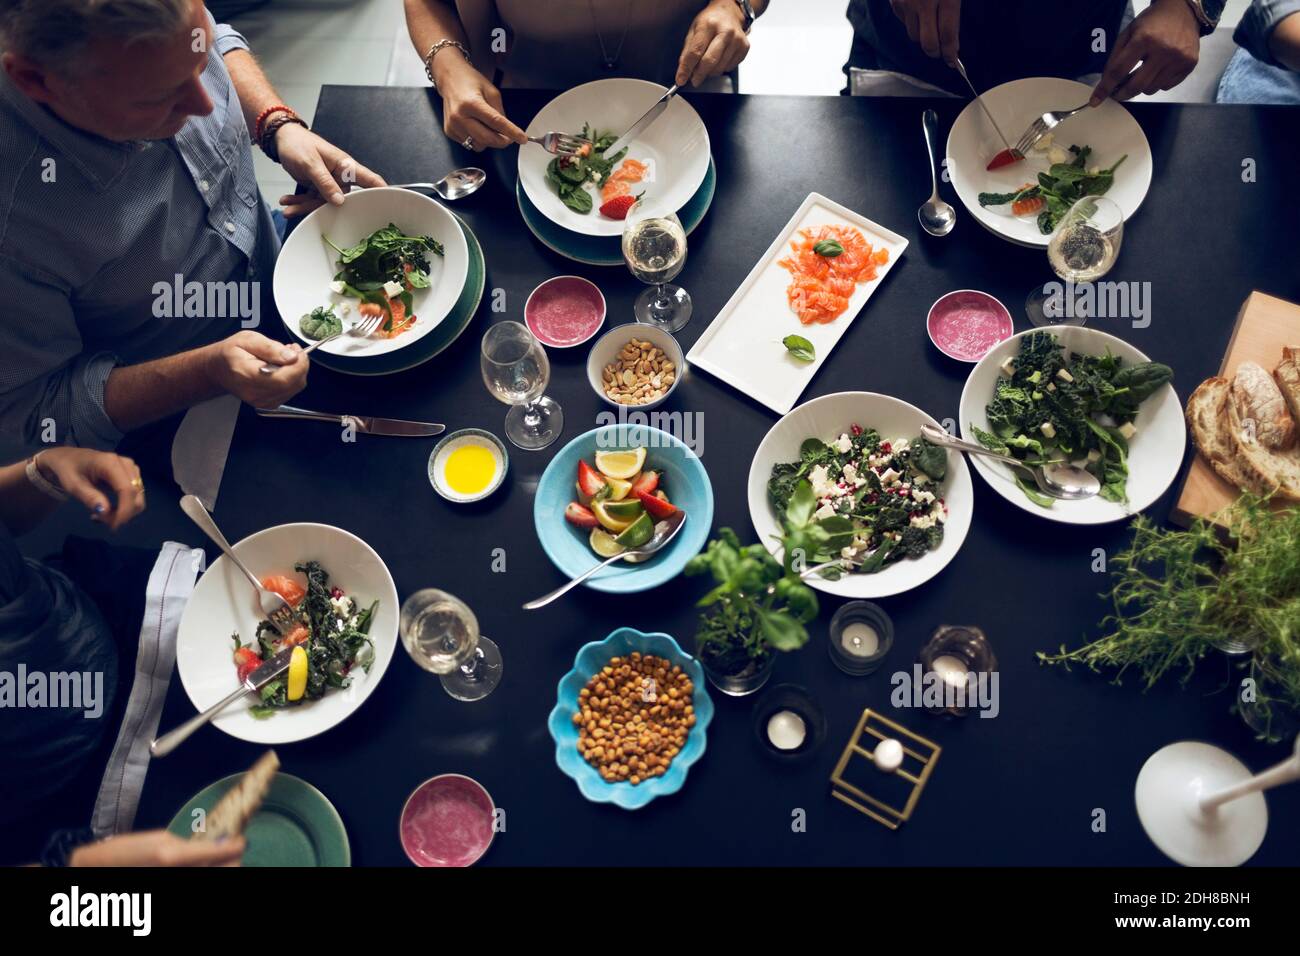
953 58 1019 158
602 84 679 159
171 394 241 511
150 646 295 757
256 404 445 437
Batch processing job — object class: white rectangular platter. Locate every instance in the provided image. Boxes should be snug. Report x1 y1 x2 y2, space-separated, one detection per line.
687 191 907 415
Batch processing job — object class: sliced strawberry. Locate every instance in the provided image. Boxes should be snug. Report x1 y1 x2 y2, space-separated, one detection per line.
599 194 639 220
636 490 678 520
233 646 263 683
577 459 608 499
629 470 660 496
565 502 599 528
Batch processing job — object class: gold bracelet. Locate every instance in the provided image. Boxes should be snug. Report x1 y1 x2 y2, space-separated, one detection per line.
424 39 471 89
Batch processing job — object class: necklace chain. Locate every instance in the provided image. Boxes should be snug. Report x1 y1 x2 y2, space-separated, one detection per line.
588 0 634 70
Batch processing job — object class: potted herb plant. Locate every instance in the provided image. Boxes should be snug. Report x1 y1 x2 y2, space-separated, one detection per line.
684 484 828 696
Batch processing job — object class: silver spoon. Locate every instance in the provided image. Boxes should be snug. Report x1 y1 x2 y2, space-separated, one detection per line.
919 109 956 237
388 166 486 201
919 423 1099 500
523 511 688 610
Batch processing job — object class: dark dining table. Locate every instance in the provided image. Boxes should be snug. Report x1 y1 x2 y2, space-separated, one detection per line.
104 87 1300 866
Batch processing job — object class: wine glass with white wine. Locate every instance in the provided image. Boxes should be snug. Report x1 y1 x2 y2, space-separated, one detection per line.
622 198 691 333
1026 196 1124 328
400 588 502 701
481 321 563 450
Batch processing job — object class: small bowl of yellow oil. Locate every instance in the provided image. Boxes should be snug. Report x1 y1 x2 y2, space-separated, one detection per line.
428 428 509 504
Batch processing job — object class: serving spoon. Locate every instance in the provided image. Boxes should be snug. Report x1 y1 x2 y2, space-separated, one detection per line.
523 511 687 610
920 423 1100 500
918 109 956 237
388 166 486 201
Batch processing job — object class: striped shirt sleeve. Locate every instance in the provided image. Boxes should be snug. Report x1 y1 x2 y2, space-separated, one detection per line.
212 22 251 57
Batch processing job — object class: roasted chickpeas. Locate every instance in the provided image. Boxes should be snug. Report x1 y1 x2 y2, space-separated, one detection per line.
573 652 695 784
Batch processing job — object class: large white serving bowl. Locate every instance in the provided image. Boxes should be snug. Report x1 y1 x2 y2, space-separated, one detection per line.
946 77 1152 248
959 327 1185 525
176 523 399 745
273 186 469 358
517 78 711 238
747 391 974 599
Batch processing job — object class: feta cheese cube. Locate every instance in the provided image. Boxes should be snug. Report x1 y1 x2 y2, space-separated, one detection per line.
814 502 837 521
842 463 858 484
1033 132 1055 152
1047 145 1069 166
879 467 900 486
1040 421 1057 439
999 357 1017 378
834 434 852 454
1118 422 1138 440
1056 368 1074 383
382 280 405 299
329 280 347 295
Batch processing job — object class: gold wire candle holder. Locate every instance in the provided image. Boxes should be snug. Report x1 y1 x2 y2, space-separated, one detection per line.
830 709 941 829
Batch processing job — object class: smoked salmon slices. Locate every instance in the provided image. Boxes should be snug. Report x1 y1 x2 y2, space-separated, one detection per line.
778 224 890 325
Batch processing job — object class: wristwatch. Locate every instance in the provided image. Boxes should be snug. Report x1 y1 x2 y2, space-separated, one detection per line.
1183 0 1224 35
734 0 757 33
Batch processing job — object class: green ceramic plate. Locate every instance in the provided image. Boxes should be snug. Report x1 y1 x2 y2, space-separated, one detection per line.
516 157 717 267
167 772 350 867
306 211 486 377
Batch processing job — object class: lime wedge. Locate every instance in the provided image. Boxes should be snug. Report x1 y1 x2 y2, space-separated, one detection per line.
592 500 636 532
615 512 654 549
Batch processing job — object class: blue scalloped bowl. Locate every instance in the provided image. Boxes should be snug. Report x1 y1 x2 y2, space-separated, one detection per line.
548 628 714 810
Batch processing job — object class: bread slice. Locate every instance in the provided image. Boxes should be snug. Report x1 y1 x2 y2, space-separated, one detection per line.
1274 346 1300 427
1230 361 1295 450
1224 385 1300 502
1186 377 1254 493
194 750 279 842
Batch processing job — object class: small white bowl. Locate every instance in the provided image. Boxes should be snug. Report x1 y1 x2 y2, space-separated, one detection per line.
586 324 684 411
427 428 509 504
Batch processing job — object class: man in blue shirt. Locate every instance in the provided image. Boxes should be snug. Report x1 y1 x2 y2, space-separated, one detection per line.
1217 0 1300 103
0 0 384 450
845 0 1224 102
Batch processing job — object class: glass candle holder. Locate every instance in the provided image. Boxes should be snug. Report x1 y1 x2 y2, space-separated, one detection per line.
828 601 894 675
917 624 996 718
751 684 826 762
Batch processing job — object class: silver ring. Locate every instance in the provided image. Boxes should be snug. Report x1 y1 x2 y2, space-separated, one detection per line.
462 135 475 150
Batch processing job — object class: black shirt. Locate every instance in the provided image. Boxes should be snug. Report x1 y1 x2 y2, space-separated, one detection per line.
847 0 1129 94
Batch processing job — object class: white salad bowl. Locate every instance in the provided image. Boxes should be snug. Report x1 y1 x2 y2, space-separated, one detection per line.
517 78 711 238
747 391 974 599
273 186 470 358
946 76 1152 248
176 522 399 745
959 327 1185 525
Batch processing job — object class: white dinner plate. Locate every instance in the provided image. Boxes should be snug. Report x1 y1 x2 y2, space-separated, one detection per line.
517 78 711 238
747 391 973 599
273 187 469 358
688 192 907 415
959 327 1185 524
176 523 399 745
946 77 1152 248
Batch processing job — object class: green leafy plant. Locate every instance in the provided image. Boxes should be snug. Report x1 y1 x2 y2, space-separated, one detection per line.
1038 496 1300 740
978 144 1127 233
782 334 815 362
545 123 627 214
684 525 819 674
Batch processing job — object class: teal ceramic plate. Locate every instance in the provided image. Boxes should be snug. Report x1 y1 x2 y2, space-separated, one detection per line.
167 772 350 866
307 211 485 376
548 627 714 810
516 157 717 266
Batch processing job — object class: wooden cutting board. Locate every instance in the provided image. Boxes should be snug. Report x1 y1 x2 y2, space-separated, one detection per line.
1171 291 1300 526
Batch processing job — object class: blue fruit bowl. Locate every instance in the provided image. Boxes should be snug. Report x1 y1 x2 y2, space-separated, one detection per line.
548 627 714 810
533 423 713 594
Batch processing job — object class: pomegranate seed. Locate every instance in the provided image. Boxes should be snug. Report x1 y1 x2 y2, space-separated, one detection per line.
881 442 892 453
851 424 863 436
330 587 344 598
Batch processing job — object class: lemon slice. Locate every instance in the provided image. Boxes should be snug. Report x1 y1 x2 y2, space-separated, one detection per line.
590 528 625 558
594 447 647 480
592 499 636 533
605 477 633 501
287 645 308 702
615 512 654 549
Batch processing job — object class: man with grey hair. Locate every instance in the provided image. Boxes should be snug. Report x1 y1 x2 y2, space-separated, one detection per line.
0 0 384 450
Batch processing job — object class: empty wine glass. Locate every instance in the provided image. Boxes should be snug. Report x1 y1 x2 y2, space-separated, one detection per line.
480 321 563 450
1026 195 1124 328
622 198 691 333
400 588 502 701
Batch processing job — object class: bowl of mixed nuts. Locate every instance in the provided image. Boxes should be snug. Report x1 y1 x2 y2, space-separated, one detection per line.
586 325 684 410
548 627 714 810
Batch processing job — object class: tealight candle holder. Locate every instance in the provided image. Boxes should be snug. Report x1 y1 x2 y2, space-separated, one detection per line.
917 624 996 718
827 601 894 676
751 684 826 762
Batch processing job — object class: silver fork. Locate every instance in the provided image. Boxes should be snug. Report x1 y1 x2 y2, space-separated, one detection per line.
527 131 591 157
1014 103 1092 157
179 494 298 635
259 309 384 375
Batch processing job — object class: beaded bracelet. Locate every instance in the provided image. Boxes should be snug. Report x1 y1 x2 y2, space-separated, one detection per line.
253 104 295 143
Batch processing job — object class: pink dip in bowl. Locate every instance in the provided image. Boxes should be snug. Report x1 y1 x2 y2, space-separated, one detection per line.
525 276 606 348
399 774 495 867
927 290 1014 362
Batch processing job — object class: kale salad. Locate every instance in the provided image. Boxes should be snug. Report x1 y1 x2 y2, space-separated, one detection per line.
231 561 377 718
971 332 1173 507
546 124 626 214
768 426 950 574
